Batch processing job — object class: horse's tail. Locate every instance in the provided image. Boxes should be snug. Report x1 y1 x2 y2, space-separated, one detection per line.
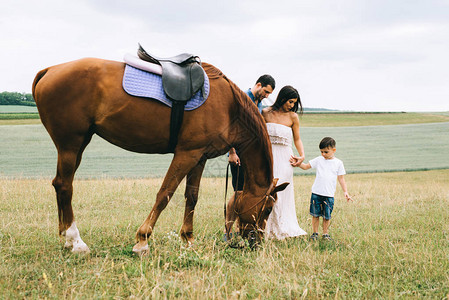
32 68 49 104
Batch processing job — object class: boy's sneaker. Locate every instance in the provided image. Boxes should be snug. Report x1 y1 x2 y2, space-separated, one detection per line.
322 234 332 241
310 232 319 241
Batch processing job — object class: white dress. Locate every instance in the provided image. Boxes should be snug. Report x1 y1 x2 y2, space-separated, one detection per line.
265 123 307 239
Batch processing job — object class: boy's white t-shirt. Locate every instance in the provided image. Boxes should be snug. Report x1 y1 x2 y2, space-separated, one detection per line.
309 156 346 197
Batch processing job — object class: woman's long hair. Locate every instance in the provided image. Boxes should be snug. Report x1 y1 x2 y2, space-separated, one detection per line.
271 85 303 114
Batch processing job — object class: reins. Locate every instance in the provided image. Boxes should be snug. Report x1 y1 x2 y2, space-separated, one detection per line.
236 187 275 216
224 163 275 232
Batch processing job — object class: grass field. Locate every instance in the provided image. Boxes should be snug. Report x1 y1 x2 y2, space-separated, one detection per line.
1 170 448 298
0 105 40 124
0 105 38 113
1 108 449 126
1 111 448 298
1 120 449 178
299 112 449 127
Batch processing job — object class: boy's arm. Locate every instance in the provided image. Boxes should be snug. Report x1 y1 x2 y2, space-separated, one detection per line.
337 175 352 201
298 162 311 170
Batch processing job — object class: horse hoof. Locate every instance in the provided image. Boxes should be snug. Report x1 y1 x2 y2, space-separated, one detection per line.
180 231 195 245
132 242 149 256
71 241 90 254
64 241 73 249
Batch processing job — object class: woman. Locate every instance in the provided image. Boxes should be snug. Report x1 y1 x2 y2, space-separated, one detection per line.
262 85 307 239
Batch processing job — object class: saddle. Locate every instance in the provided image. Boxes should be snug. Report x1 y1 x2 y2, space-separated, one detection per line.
136 44 206 152
137 44 205 101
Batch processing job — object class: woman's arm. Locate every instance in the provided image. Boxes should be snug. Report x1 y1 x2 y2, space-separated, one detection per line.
291 113 304 157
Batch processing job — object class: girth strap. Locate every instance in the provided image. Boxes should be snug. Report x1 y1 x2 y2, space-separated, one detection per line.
168 100 185 152
137 44 205 152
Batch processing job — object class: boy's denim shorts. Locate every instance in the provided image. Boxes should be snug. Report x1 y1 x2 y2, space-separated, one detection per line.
310 193 334 220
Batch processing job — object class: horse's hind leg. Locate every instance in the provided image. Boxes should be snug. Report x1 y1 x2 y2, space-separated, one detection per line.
133 150 204 255
180 158 206 244
52 133 93 253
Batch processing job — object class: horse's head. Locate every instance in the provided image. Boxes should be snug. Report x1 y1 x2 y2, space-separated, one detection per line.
235 178 289 247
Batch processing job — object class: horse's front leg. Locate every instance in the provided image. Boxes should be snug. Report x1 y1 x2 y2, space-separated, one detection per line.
133 150 204 255
180 158 206 244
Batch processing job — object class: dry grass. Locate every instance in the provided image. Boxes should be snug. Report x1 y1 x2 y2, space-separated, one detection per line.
1 170 448 298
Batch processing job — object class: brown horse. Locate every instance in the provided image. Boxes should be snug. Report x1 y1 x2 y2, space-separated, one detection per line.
32 57 288 254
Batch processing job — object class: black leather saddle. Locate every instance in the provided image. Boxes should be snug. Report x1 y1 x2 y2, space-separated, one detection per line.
136 44 206 152
137 44 205 101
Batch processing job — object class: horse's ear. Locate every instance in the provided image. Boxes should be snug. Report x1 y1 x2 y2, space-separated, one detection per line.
271 182 289 195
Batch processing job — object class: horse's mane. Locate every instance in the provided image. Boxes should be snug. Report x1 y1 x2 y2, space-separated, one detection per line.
202 62 224 79
202 62 273 180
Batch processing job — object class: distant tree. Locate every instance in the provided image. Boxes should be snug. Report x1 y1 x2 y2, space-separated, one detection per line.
0 92 36 106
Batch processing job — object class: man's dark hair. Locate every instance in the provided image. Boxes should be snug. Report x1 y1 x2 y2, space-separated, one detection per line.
271 85 302 114
256 74 276 90
319 137 336 149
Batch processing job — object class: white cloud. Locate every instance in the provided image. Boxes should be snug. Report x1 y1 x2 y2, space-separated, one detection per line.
0 0 448 111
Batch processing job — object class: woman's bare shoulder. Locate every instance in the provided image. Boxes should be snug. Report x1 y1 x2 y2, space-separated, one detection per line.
290 111 300 121
262 107 271 114
262 107 271 122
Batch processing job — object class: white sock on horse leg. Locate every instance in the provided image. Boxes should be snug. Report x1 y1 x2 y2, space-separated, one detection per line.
63 222 90 253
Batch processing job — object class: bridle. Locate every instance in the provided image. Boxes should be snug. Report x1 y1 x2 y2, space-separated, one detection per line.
224 163 276 233
235 181 276 218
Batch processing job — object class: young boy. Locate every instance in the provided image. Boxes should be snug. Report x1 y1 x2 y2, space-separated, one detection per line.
298 137 352 241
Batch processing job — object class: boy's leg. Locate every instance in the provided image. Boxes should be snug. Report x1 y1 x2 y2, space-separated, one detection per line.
310 193 321 234
322 196 334 235
322 218 330 235
312 216 320 233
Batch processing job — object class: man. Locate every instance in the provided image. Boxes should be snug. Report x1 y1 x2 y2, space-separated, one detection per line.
228 74 275 188
225 74 275 239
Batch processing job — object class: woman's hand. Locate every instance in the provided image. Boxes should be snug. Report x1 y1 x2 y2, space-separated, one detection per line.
289 155 304 167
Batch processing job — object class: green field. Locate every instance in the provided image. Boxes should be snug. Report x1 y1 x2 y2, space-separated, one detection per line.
1 112 449 298
1 107 449 126
0 113 39 120
1 170 448 298
0 105 39 122
299 111 449 127
1 121 448 178
0 105 38 113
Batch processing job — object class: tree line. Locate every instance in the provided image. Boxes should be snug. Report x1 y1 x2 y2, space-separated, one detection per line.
0 92 35 106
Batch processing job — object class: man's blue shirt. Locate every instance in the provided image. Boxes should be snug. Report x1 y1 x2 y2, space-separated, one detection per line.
246 88 262 113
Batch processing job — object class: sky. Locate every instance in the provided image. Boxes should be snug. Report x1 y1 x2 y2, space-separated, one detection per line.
1 0 448 112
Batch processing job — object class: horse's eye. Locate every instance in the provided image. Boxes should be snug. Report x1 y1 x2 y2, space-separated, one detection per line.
266 207 272 215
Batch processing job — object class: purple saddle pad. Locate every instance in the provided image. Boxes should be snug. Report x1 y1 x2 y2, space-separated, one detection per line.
122 64 210 110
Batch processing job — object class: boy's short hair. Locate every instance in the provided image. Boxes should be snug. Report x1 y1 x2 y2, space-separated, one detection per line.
319 137 336 149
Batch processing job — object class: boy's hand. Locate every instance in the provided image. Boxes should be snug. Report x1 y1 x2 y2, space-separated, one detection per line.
344 192 353 202
289 155 304 167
